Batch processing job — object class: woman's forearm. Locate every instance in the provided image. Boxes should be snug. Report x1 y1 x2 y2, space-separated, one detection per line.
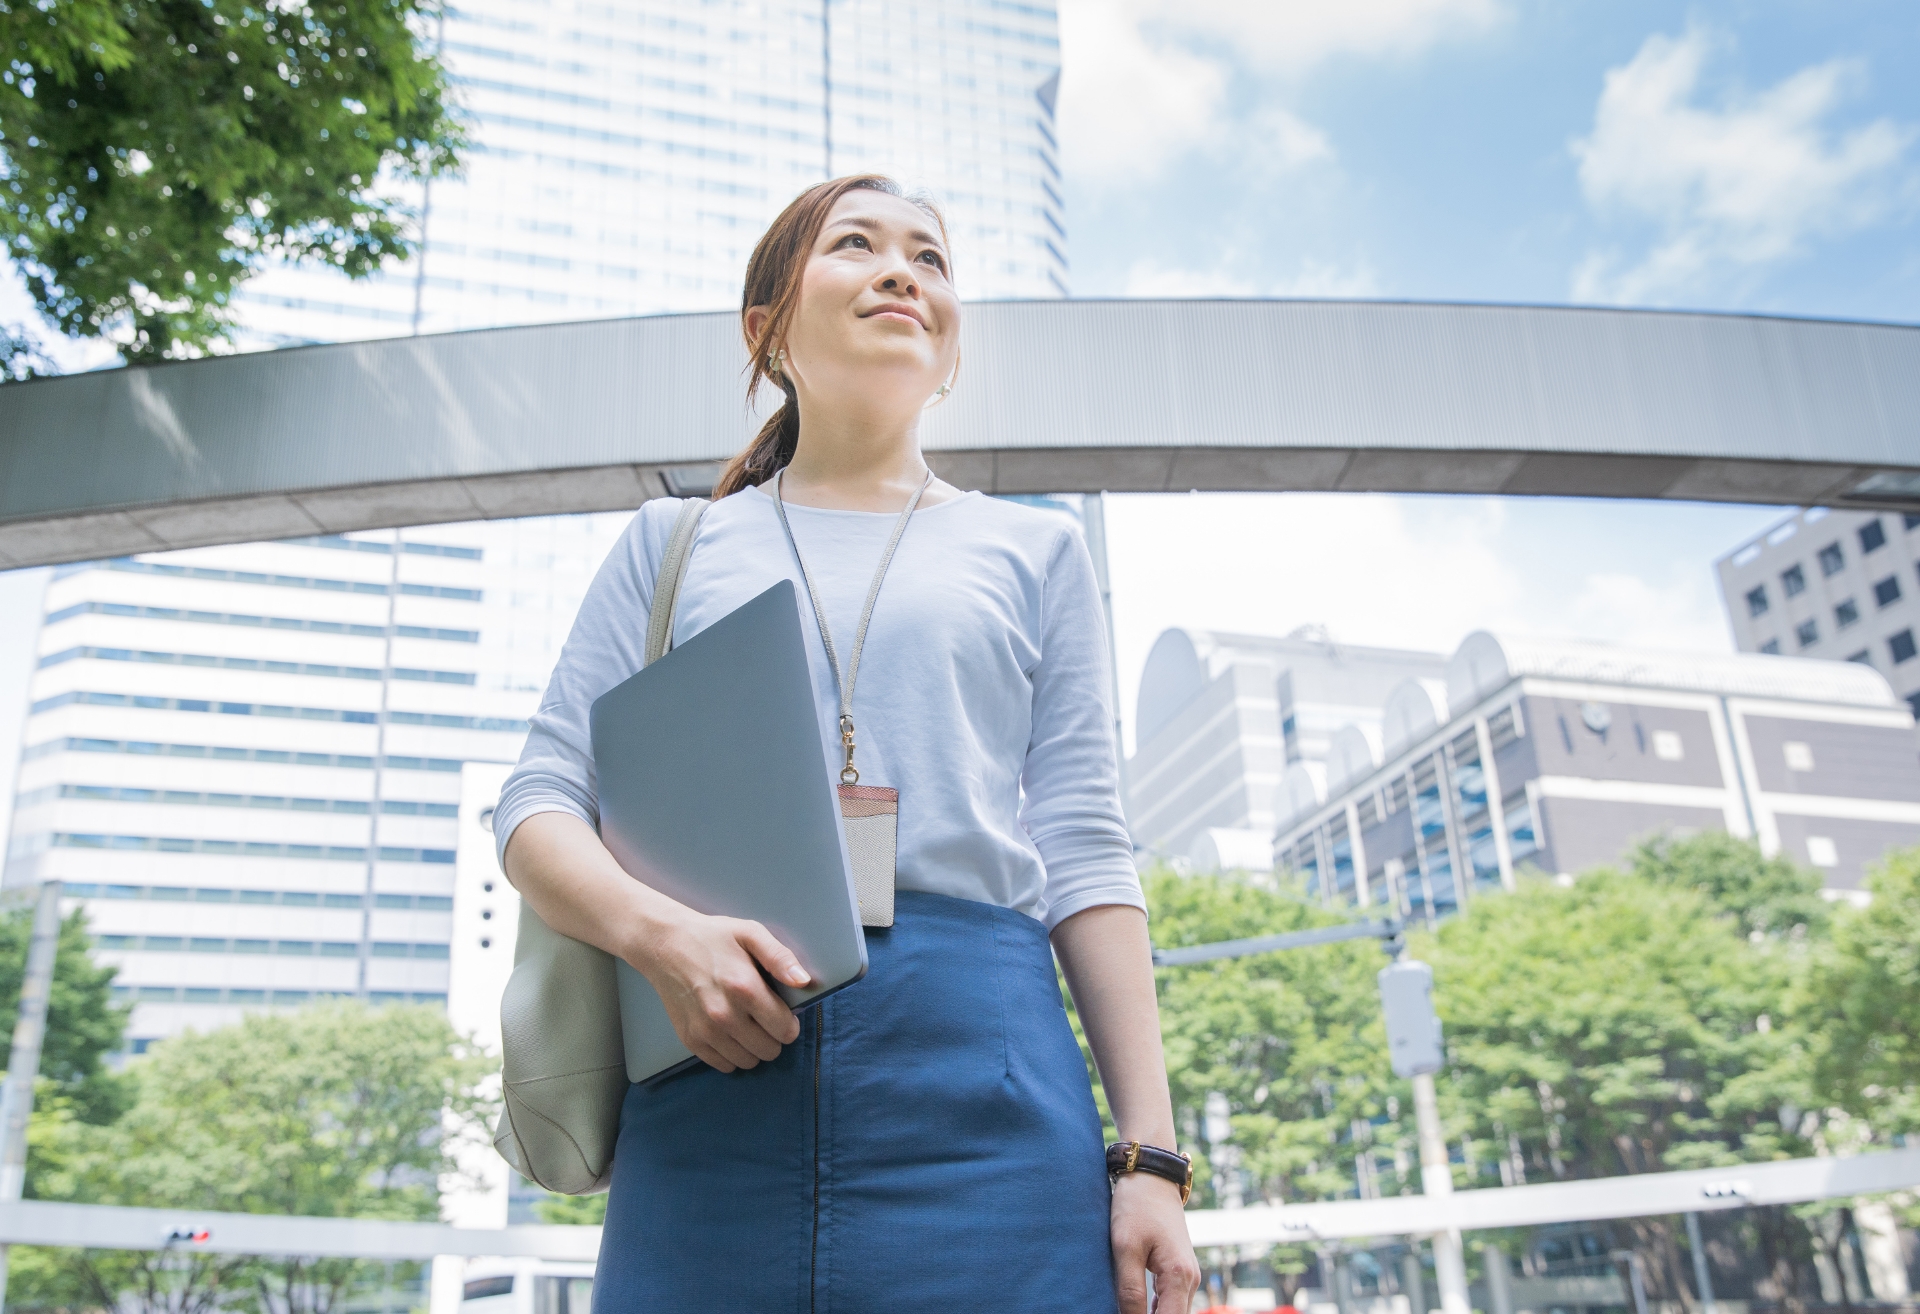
1051 903 1178 1149
502 810 683 963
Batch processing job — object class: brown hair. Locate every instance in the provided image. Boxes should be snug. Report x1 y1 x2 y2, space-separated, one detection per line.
714 175 951 499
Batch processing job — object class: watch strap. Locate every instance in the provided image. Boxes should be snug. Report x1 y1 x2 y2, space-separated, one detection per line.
1106 1140 1193 1204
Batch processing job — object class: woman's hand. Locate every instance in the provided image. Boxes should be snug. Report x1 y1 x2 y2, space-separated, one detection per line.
1110 1172 1201 1313
502 813 810 1073
632 908 812 1072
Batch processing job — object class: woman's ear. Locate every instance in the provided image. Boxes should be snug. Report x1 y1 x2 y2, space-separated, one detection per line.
743 305 771 349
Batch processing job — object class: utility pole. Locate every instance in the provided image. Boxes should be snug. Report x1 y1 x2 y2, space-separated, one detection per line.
0 880 65 1309
1157 923 1470 1314
1684 1213 1718 1314
1382 959 1469 1314
1080 492 1130 826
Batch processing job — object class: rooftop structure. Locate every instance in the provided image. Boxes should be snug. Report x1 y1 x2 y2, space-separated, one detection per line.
1127 627 1445 867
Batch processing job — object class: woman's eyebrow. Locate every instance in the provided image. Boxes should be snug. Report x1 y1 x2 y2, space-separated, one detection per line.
826 215 945 250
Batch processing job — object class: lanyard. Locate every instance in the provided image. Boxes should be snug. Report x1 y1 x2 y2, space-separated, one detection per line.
772 466 934 786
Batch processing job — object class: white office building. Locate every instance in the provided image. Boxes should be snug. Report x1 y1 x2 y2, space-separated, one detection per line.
237 0 1068 346
1274 632 1920 921
1717 507 1920 723
1126 627 1447 868
3 515 625 1051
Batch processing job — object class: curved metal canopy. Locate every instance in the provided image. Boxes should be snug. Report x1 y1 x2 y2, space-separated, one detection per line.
1 298 1916 568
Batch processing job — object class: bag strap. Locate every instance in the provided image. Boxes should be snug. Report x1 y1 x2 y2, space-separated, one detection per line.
644 497 711 667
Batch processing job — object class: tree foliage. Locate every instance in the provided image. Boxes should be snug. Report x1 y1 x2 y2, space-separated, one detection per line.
0 0 463 360
0 902 131 1124
1131 835 1917 1306
1805 846 1920 1141
16 1002 496 1314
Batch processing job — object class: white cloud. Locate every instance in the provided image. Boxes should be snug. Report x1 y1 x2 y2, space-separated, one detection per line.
1123 257 1379 299
1059 0 1497 187
1158 0 1504 73
1058 0 1228 184
1103 492 1753 753
1570 27 1916 304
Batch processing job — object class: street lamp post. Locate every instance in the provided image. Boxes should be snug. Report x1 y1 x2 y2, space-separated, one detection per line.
0 880 64 1309
1381 959 1470 1314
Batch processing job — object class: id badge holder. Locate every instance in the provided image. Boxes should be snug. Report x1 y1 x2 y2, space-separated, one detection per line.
838 784 898 927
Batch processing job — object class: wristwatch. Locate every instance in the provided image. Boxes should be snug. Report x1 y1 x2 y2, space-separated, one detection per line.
1106 1140 1193 1204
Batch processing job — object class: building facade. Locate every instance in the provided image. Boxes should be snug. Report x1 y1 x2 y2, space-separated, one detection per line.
1274 632 1920 923
1716 507 1920 721
237 0 1068 347
1126 627 1446 867
3 515 626 1050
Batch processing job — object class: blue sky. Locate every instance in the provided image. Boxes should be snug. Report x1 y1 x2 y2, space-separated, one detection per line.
1049 0 1919 733
1059 0 1920 317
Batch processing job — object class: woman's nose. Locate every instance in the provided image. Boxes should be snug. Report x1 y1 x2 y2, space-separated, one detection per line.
879 270 919 296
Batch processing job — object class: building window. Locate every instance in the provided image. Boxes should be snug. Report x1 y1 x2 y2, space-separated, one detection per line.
1847 649 1872 664
1487 704 1523 749
1892 630 1918 664
1357 795 1380 829
1860 520 1887 554
1504 791 1537 862
1652 730 1683 760
1781 564 1806 597
1907 691 1920 719
1795 619 1819 648
1805 836 1839 868
1745 585 1769 617
1875 575 1902 607
1835 599 1860 628
1759 639 1780 655
1818 542 1845 576
1783 741 1815 772
1905 512 1920 531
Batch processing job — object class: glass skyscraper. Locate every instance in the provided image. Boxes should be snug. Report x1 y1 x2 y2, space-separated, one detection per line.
237 0 1066 346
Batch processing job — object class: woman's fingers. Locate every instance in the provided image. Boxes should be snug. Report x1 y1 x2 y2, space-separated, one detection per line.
1114 1251 1150 1314
1148 1239 1201 1313
737 920 812 989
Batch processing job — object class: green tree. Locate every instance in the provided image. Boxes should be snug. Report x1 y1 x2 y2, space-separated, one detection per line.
1 0 463 361
1804 847 1920 1141
533 1192 606 1226
1074 869 1404 1299
18 1002 496 1314
0 902 131 1125
1425 843 1822 1307
1629 832 1831 941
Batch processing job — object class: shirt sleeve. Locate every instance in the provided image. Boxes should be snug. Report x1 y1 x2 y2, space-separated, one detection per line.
1019 522 1146 929
492 501 679 867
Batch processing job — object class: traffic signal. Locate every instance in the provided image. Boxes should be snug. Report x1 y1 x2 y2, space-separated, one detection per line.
1378 959 1444 1078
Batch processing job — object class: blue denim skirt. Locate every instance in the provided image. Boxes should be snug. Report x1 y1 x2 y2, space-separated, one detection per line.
593 890 1119 1312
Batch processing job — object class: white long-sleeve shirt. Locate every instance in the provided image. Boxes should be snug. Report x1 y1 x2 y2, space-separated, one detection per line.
494 484 1144 930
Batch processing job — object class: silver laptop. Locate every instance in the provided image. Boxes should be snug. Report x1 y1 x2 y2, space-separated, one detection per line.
591 579 868 1083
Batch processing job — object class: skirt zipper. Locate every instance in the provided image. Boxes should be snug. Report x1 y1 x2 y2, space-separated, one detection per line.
809 1003 824 1314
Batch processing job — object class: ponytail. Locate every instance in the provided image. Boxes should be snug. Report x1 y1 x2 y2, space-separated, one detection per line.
715 375 800 498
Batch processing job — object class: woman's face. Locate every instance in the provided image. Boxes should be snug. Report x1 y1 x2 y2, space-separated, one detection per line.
768 190 960 412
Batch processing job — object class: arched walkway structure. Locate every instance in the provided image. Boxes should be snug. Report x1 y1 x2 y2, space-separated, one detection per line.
2 299 1916 568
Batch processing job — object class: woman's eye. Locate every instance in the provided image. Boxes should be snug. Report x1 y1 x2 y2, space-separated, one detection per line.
918 251 946 272
836 233 869 250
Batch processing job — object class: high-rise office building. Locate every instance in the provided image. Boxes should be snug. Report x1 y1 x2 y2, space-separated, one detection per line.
237 0 1068 346
3 515 625 1050
1716 508 1920 722
1126 627 1446 868
1273 632 1920 922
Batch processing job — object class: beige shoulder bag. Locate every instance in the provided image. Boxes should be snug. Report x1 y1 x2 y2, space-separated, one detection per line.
493 496 711 1196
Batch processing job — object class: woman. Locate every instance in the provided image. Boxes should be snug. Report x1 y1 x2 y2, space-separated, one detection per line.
496 175 1200 1312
